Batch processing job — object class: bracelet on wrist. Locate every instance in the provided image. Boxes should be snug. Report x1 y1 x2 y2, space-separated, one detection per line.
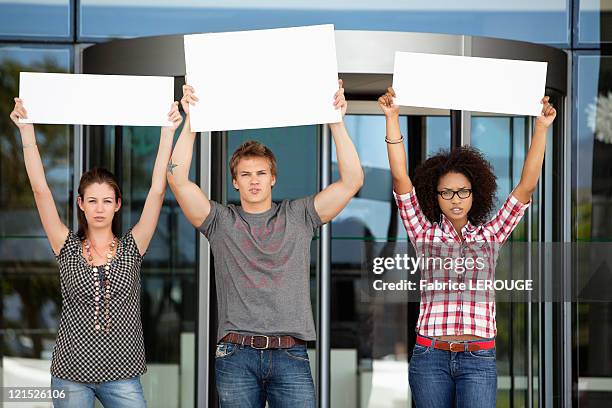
385 135 404 144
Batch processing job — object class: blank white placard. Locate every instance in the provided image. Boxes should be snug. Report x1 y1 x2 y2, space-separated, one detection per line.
184 24 341 132
19 72 174 126
392 52 548 116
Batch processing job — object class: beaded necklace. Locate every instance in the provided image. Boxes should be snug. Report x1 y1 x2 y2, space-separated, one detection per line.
84 237 116 332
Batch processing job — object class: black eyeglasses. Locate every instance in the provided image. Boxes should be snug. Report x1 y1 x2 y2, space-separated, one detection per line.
437 188 472 200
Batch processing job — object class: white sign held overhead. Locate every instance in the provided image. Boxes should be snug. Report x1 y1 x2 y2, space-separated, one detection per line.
19 72 174 126
184 24 341 132
392 52 548 116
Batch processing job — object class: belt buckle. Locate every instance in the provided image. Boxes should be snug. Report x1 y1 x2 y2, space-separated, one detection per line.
449 342 464 352
250 335 270 350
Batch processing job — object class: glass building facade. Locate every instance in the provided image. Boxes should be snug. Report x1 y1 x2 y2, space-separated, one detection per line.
1 1 611 407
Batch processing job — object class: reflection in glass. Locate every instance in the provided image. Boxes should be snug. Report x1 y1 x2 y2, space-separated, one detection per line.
0 47 71 395
226 125 318 203
426 116 450 156
332 115 408 241
578 0 612 45
0 47 72 238
330 114 449 406
79 0 569 45
472 113 559 406
575 54 612 407
0 1 71 38
472 117 524 208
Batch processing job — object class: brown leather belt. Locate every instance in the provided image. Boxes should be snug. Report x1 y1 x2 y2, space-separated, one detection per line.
416 334 495 352
221 333 306 350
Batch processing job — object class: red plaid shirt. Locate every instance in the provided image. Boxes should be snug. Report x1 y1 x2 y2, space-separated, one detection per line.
394 188 529 338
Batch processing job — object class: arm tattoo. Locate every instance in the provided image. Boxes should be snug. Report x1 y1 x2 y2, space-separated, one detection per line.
167 159 178 175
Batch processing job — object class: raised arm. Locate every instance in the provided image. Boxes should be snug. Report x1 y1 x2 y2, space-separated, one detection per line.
166 85 211 228
131 102 181 255
10 98 68 255
378 87 412 195
512 96 556 204
314 79 364 224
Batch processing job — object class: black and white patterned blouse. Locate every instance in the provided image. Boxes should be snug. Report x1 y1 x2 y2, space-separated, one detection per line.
50 227 147 383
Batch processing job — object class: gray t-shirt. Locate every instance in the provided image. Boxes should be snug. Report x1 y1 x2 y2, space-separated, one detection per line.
199 195 323 342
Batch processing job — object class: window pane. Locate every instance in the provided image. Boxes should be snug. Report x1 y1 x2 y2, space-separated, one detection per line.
0 46 72 392
2 260 61 391
578 0 612 45
575 54 612 406
471 117 522 211
330 114 450 406
226 126 318 202
0 46 72 239
331 115 408 241
79 0 569 45
0 1 71 39
426 116 451 156
471 115 536 404
332 114 451 240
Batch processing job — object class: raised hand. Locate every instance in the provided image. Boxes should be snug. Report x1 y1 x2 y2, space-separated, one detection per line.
9 98 34 131
181 84 199 116
164 101 183 130
378 87 400 118
536 96 556 128
333 79 347 118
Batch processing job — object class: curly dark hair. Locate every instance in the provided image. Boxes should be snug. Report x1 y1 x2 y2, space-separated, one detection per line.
413 146 497 226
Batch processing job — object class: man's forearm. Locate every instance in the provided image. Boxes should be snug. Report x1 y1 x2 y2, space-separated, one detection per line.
167 116 196 185
329 122 363 190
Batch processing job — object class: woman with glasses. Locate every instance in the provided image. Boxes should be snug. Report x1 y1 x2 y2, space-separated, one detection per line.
378 87 556 407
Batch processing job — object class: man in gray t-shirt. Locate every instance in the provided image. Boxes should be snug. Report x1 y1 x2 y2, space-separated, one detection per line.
199 195 322 343
167 80 363 407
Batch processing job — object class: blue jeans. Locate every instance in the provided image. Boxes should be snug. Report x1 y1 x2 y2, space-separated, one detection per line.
215 342 316 407
50 375 146 408
408 340 497 408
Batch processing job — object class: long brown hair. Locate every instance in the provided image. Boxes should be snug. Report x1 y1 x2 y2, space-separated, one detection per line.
77 167 122 240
